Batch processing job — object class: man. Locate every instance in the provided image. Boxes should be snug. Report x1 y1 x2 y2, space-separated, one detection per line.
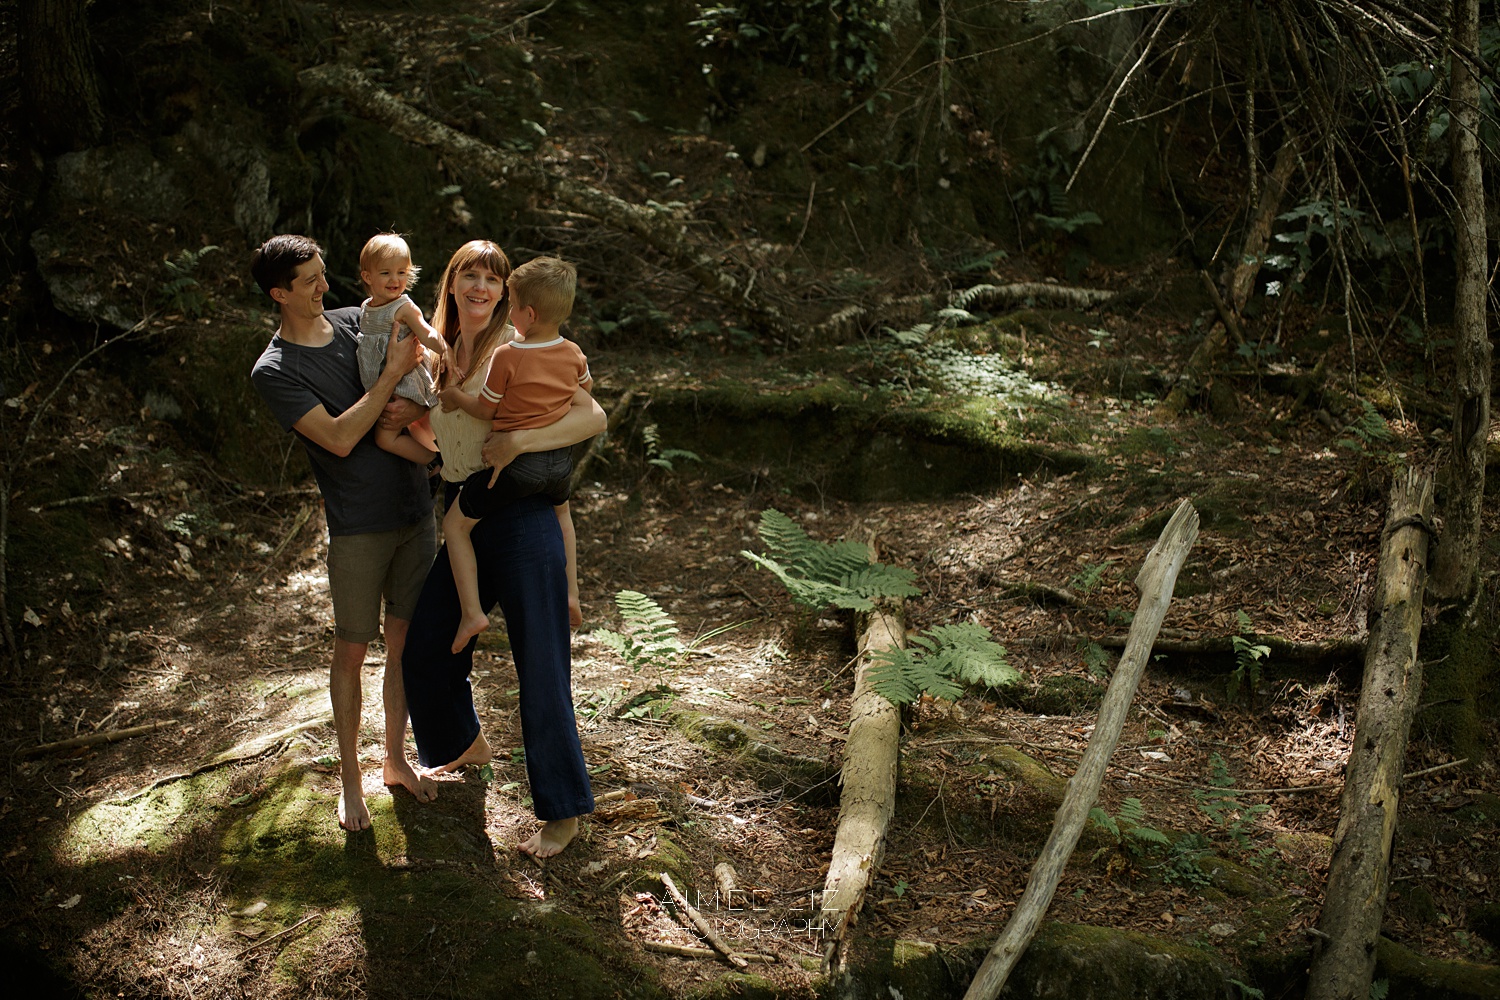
249 234 439 831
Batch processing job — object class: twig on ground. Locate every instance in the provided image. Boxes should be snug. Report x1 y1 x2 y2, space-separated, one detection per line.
20 720 178 758
232 913 322 959
660 872 749 969
643 941 775 963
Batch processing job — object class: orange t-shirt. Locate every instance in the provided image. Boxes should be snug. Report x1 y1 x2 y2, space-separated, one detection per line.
481 337 591 431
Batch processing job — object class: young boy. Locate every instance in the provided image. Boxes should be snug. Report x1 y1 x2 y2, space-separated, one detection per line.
438 257 591 654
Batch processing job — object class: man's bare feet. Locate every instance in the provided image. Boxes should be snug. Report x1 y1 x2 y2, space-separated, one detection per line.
426 731 492 775
338 784 371 831
519 817 579 859
451 613 489 654
567 597 582 628
383 756 438 802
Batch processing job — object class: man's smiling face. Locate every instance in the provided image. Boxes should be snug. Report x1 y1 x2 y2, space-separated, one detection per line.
274 254 329 322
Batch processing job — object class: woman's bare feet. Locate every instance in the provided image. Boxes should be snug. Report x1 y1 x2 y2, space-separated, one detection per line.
451 613 489 654
383 755 439 802
425 731 492 775
519 817 579 859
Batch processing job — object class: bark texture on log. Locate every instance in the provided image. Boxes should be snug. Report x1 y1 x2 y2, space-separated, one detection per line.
963 500 1199 1000
1431 0 1490 600
821 607 903 972
1304 469 1434 1000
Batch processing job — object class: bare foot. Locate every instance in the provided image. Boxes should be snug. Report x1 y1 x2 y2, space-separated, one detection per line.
383 756 438 803
337 786 371 831
451 613 489 654
426 731 492 775
519 817 579 859
568 596 582 629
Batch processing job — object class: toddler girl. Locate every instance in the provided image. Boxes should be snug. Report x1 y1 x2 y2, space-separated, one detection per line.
356 233 445 463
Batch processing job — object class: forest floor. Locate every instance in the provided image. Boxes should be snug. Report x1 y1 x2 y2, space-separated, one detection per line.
4 277 1500 999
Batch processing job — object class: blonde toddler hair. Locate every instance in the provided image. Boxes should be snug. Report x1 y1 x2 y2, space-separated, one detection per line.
508 257 576 325
358 233 421 288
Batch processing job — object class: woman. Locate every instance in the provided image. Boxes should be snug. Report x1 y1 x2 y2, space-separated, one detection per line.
402 239 603 858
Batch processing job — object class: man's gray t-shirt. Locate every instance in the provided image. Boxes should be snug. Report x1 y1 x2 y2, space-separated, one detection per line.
251 307 432 536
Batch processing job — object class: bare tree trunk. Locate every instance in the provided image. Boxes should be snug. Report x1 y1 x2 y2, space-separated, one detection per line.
1304 468 1434 1000
1430 0 1490 600
962 500 1199 1000
821 606 903 972
19 0 104 152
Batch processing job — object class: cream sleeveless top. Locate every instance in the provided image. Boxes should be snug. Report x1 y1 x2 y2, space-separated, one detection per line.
428 339 501 482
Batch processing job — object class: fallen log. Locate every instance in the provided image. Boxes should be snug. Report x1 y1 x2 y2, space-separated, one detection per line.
821 603 904 972
1305 468 1434 1000
963 500 1199 1000
570 389 636 490
298 64 792 336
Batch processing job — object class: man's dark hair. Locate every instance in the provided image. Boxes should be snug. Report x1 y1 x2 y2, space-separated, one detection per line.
250 235 323 296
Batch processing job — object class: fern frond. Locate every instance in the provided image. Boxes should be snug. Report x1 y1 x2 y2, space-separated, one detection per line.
742 551 875 611
755 509 873 582
839 564 922 602
867 646 962 705
920 623 1020 689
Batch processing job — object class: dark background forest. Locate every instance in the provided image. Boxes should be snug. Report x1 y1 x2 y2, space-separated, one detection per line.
1 1 1499 998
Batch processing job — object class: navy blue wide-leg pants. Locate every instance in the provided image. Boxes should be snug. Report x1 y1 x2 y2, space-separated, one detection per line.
404 490 593 822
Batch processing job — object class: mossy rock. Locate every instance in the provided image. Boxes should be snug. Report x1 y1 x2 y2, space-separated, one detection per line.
1471 903 1500 949
682 971 782 1000
970 745 1068 805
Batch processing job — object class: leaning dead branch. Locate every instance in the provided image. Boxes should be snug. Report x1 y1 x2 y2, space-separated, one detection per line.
1305 468 1434 1000
963 500 1199 1000
813 282 1116 342
298 64 792 336
820 602 904 972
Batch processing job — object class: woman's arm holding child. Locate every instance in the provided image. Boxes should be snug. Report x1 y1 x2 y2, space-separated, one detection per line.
481 387 605 471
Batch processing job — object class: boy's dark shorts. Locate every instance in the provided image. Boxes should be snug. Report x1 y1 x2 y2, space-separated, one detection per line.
457 446 572 520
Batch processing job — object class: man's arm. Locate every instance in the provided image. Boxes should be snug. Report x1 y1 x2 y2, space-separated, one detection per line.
481 387 606 471
294 325 423 457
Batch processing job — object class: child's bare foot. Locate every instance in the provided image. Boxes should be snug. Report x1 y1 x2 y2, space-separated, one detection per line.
383 756 438 803
338 785 371 831
568 597 582 628
451 613 489 654
426 731 492 775
519 817 579 859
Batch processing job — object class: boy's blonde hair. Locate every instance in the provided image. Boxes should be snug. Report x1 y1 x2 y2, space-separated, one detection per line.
508 257 576 326
359 233 421 287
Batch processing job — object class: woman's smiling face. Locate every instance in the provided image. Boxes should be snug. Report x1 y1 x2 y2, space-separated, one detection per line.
451 265 506 322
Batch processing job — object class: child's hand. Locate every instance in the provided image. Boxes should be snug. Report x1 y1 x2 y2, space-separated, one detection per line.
437 385 467 413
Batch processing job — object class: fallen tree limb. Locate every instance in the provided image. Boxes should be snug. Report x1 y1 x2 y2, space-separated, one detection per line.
111 714 332 804
19 719 177 758
660 871 748 969
298 64 791 335
963 500 1199 1000
1305 468 1434 1000
1159 138 1298 416
642 941 775 963
232 912 322 960
821 602 904 972
812 282 1116 342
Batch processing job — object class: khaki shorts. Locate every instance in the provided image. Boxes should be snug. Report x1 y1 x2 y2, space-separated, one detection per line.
326 520 437 643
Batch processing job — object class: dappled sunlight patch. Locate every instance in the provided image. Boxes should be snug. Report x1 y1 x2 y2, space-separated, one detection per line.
60 769 236 863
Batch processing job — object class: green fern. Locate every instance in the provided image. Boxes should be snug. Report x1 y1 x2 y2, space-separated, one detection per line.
1090 797 1169 858
867 622 1018 705
1227 610 1271 704
593 590 685 673
742 509 920 612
